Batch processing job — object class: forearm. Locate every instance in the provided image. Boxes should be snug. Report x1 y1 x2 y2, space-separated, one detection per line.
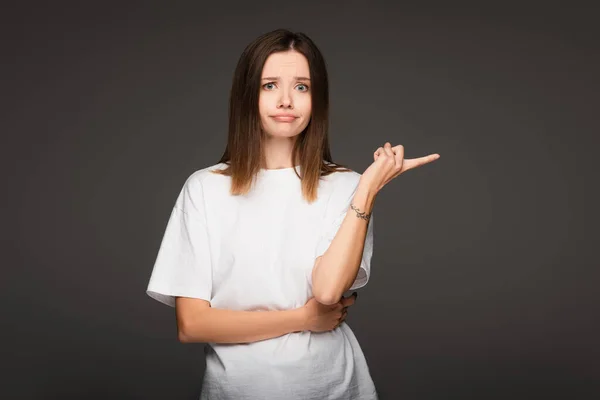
179 306 307 344
312 179 376 305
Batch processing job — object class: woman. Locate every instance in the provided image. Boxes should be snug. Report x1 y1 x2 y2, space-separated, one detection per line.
147 28 439 400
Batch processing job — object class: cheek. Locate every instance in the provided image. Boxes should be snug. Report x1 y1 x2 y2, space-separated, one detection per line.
298 96 312 116
258 95 269 117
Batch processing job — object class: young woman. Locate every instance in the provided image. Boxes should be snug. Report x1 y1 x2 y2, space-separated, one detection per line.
147 28 439 400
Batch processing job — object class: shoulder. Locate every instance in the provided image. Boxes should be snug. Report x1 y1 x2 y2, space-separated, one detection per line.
184 162 229 186
177 162 229 200
331 170 362 187
322 162 362 189
321 163 363 201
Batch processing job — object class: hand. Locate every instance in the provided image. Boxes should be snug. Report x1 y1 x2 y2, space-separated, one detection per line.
360 142 440 194
302 293 358 332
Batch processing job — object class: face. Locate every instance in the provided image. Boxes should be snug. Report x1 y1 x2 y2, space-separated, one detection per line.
259 50 312 139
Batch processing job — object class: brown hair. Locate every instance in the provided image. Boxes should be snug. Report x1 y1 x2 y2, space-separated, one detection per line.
211 28 351 203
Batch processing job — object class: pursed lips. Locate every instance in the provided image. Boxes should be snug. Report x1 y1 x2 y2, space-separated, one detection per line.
271 115 298 122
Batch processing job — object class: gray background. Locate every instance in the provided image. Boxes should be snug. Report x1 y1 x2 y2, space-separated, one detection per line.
3 1 599 399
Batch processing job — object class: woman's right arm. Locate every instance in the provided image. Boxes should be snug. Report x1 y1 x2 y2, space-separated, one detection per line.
175 297 307 344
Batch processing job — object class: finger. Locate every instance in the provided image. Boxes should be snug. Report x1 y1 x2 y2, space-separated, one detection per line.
345 296 356 307
374 147 383 161
392 144 404 169
382 143 400 170
340 293 357 307
382 142 395 159
401 154 440 172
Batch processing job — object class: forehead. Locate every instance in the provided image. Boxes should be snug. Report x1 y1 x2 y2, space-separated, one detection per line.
261 50 310 77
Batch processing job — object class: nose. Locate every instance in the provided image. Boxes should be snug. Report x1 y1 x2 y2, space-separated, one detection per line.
277 89 293 109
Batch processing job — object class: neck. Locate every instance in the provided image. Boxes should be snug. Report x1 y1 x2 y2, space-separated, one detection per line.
262 135 298 169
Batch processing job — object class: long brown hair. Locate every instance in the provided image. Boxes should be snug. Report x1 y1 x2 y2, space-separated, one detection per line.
211 28 351 203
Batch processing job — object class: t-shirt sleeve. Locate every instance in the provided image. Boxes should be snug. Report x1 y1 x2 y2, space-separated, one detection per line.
313 175 374 291
146 174 213 307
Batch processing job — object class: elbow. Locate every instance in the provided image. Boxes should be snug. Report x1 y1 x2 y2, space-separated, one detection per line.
313 285 341 305
312 257 342 305
315 292 339 306
178 330 189 343
177 320 191 343
177 318 203 344
175 298 212 343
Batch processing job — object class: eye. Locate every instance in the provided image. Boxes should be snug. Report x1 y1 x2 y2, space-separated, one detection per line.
261 82 310 91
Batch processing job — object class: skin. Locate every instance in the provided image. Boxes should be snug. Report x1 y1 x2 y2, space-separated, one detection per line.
259 49 312 170
310 144 440 303
360 143 441 194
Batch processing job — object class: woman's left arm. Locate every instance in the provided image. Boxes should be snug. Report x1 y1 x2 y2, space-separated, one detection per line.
312 142 440 305
311 181 375 305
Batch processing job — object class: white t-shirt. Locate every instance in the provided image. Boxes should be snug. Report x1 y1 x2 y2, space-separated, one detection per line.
147 162 377 400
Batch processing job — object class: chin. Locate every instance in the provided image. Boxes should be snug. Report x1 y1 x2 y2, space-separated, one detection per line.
264 126 305 138
265 131 303 139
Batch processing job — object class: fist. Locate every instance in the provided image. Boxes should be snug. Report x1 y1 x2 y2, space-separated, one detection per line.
302 293 358 332
360 142 440 194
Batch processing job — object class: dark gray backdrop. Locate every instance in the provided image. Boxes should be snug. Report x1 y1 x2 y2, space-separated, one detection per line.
3 1 599 399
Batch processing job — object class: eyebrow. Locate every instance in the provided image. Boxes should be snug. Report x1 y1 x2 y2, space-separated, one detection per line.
261 76 311 81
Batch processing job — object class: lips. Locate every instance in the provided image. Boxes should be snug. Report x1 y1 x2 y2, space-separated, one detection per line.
271 115 297 122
